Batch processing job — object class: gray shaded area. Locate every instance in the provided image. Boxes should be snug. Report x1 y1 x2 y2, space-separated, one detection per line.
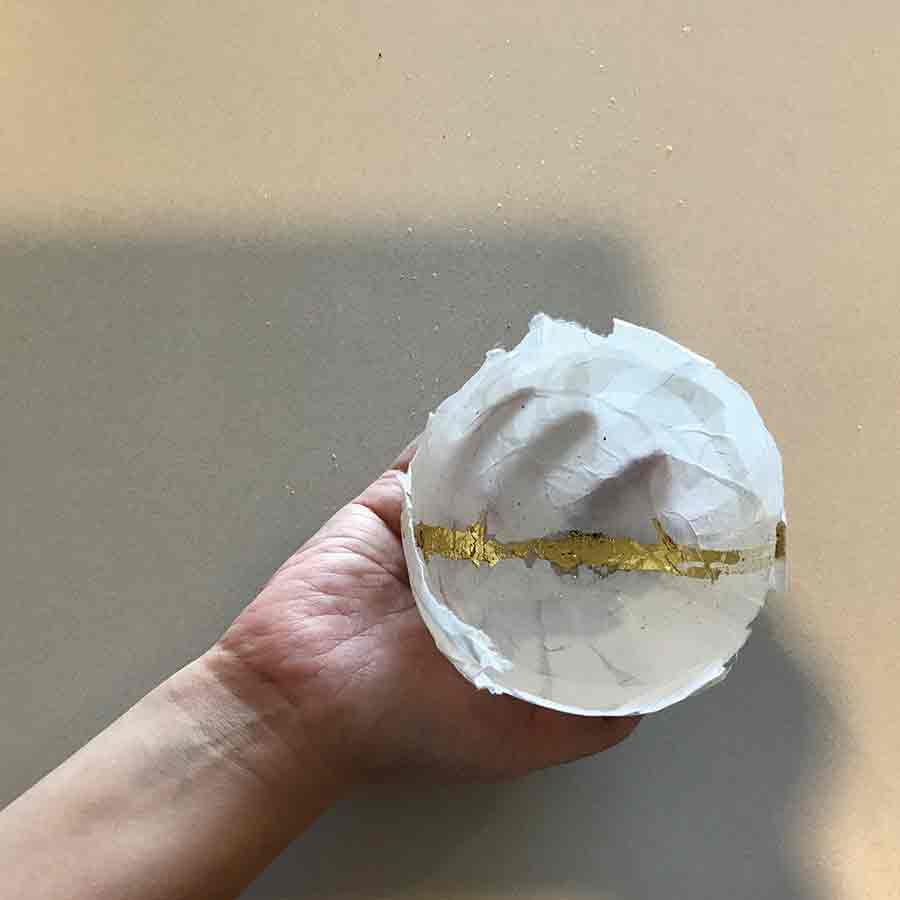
0 223 653 793
1 226 835 899
250 612 835 900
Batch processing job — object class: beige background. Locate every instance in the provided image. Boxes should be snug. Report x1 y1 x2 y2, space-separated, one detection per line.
2 2 899 898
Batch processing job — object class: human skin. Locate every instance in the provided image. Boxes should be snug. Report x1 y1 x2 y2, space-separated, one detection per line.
0 443 639 899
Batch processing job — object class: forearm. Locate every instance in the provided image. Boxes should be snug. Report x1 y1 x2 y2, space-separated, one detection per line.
0 647 345 900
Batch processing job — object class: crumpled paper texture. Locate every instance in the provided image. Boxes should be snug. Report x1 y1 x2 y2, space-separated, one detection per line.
401 314 785 715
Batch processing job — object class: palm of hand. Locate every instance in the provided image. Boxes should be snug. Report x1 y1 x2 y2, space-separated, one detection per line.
221 451 638 785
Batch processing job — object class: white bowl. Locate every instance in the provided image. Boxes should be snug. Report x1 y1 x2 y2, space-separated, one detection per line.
401 314 785 715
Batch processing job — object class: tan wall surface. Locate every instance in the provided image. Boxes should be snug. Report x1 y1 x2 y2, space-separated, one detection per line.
2 3 898 897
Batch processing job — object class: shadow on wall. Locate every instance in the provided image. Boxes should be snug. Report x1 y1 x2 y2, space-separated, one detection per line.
1 223 839 900
252 603 838 900
0 221 660 802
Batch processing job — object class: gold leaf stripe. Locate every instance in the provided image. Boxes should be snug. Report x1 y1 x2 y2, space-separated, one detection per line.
414 519 785 582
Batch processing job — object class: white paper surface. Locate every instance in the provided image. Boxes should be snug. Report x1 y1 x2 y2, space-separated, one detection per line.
402 314 785 715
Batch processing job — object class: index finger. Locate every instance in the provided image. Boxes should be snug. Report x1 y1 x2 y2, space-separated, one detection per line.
389 433 421 473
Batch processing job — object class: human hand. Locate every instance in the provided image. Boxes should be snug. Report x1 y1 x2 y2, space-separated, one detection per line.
0 442 639 900
217 442 639 789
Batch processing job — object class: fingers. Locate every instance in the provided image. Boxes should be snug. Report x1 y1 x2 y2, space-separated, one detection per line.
389 433 421 473
352 470 406 538
351 434 421 538
528 706 642 769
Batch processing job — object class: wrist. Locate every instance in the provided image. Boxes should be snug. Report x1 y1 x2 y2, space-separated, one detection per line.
0 646 349 900
170 646 349 828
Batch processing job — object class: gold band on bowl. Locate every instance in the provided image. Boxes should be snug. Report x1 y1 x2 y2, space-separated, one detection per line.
415 519 786 582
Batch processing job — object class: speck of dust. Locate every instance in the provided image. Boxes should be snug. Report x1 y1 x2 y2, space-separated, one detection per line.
682 24 693 34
